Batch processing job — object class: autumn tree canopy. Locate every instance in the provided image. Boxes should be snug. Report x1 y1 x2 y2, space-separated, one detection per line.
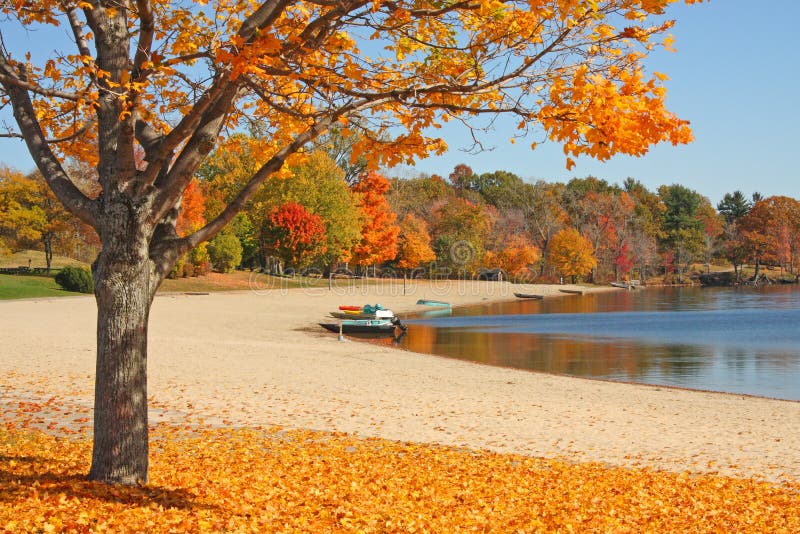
0 0 698 484
548 227 597 283
351 171 400 267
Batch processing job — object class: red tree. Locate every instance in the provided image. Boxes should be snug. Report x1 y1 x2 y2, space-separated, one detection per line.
263 202 327 269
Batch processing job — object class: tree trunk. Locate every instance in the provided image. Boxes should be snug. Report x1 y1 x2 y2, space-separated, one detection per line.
753 255 761 282
88 243 158 485
44 233 53 273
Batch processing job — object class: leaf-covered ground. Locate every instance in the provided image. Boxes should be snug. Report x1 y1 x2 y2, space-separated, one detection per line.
1 422 798 533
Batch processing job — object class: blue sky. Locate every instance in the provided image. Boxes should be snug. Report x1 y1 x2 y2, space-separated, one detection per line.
417 0 800 204
2 0 798 205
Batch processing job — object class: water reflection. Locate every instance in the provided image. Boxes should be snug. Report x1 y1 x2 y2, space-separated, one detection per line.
389 286 800 401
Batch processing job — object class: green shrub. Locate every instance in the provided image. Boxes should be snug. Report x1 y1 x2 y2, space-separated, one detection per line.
208 233 243 273
55 266 94 293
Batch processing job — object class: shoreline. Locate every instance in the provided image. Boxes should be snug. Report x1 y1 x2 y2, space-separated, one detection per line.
2 280 799 483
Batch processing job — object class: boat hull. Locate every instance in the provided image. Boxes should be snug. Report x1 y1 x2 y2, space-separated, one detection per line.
320 322 398 334
514 292 543 299
416 299 451 308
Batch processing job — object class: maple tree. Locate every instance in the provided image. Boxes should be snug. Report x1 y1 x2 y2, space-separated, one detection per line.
0 0 698 483
548 227 597 283
350 171 400 268
484 234 541 278
395 213 436 271
262 201 327 269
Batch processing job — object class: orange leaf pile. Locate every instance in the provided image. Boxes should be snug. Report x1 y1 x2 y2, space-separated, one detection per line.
2 423 798 532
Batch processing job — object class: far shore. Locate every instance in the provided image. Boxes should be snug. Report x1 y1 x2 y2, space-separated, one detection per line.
1 279 798 483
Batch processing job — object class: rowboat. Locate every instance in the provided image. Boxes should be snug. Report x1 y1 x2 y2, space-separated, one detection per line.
416 299 451 308
514 292 543 299
558 288 584 295
610 282 635 290
320 318 404 335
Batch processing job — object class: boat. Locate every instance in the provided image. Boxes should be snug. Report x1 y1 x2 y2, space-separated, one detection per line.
320 318 405 335
610 282 635 290
338 305 363 311
559 288 584 295
514 292 544 300
416 299 451 308
418 308 452 318
329 309 396 320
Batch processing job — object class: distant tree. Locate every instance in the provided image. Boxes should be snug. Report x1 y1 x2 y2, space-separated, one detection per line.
351 172 400 269
472 171 527 209
226 213 259 270
740 196 800 278
315 128 368 185
396 214 436 273
572 190 633 281
273 152 362 267
431 198 492 272
523 181 568 276
623 179 663 282
388 174 453 220
262 203 327 270
173 179 211 276
0 168 77 271
175 179 207 237
548 228 597 284
696 201 724 274
207 232 243 273
448 164 477 191
658 184 707 282
716 190 753 277
717 191 753 225
485 235 541 278
739 203 775 282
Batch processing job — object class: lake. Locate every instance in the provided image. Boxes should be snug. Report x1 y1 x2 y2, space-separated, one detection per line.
396 286 800 401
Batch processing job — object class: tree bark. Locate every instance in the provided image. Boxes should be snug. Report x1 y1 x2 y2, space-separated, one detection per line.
88 231 158 485
44 233 53 273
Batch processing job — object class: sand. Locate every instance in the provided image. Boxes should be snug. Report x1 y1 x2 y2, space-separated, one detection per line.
1 278 798 483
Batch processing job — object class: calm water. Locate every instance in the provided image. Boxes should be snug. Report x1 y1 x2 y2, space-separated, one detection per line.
394 286 800 401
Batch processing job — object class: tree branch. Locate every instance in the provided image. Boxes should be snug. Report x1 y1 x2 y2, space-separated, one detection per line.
0 120 91 143
0 71 83 101
0 59 98 226
132 0 155 77
66 6 93 58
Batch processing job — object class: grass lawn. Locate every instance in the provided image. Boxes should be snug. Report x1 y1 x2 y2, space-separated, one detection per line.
0 249 90 270
0 274 81 300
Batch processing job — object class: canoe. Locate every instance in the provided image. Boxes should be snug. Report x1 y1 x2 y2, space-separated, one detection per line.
610 282 634 290
338 305 362 311
514 292 543 300
416 299 451 308
559 288 584 295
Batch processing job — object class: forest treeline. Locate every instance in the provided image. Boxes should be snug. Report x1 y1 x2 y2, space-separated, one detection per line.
2 135 798 284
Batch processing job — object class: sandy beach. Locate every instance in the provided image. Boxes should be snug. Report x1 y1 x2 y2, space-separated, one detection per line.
1 278 798 483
